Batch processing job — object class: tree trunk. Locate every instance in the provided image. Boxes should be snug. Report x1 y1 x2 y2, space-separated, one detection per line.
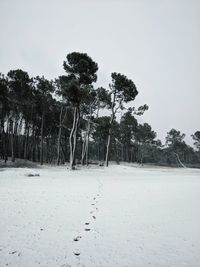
69 107 77 169
81 133 87 165
0 119 5 160
46 137 49 163
98 139 101 163
13 119 19 159
31 126 36 162
72 108 80 167
85 113 91 166
10 120 15 162
4 120 9 163
57 106 63 166
24 124 30 160
40 112 45 165
105 93 116 167
69 107 80 170
85 136 89 165
60 141 66 164
81 110 92 166
174 152 186 168
114 138 119 164
105 134 111 167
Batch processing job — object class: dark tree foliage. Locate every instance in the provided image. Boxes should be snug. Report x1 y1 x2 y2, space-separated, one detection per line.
0 53 199 169
192 131 200 151
110 72 138 103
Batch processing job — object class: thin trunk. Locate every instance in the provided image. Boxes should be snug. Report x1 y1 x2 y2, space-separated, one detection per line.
1 119 5 160
126 145 129 162
24 124 30 160
85 110 92 166
105 134 111 167
57 106 63 166
31 127 36 162
13 117 20 158
64 134 68 162
121 144 124 162
131 147 133 162
10 120 15 162
60 141 66 164
85 135 89 165
46 137 49 163
174 152 186 168
105 93 116 167
82 109 92 166
81 134 87 165
40 112 45 165
114 138 119 164
4 120 9 163
140 144 143 165
1 129 5 160
69 107 77 170
98 139 101 163
72 108 80 167
37 138 40 162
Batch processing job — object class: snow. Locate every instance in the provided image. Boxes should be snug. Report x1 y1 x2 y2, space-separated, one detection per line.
0 164 200 267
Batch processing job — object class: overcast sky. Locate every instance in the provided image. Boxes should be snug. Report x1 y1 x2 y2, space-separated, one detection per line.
0 0 199 145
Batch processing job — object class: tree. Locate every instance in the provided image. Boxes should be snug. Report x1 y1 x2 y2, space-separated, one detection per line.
120 111 138 162
80 86 111 165
80 86 96 165
95 87 111 118
165 129 186 167
59 52 98 169
135 123 156 164
57 103 66 166
105 72 138 166
7 69 33 162
192 131 200 151
34 76 55 165
0 73 9 161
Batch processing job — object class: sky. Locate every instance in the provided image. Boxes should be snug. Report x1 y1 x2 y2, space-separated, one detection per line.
0 0 199 145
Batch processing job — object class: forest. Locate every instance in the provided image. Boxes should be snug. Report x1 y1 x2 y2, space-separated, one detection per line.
0 52 200 169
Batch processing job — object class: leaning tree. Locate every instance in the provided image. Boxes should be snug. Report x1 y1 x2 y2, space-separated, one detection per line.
105 72 138 167
165 128 187 167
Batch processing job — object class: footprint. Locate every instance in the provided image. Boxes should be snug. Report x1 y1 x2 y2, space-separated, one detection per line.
73 236 82 242
73 250 80 256
85 228 91 231
92 216 96 220
85 222 90 225
9 251 17 255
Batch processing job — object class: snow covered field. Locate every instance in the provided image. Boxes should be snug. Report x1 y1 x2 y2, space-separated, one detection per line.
0 164 200 267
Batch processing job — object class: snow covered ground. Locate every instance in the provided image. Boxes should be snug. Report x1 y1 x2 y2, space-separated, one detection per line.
0 164 200 267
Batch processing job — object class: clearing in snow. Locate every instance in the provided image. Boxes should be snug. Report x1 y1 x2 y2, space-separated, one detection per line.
0 164 200 267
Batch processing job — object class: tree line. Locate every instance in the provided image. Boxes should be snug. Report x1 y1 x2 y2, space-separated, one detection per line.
0 52 200 169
